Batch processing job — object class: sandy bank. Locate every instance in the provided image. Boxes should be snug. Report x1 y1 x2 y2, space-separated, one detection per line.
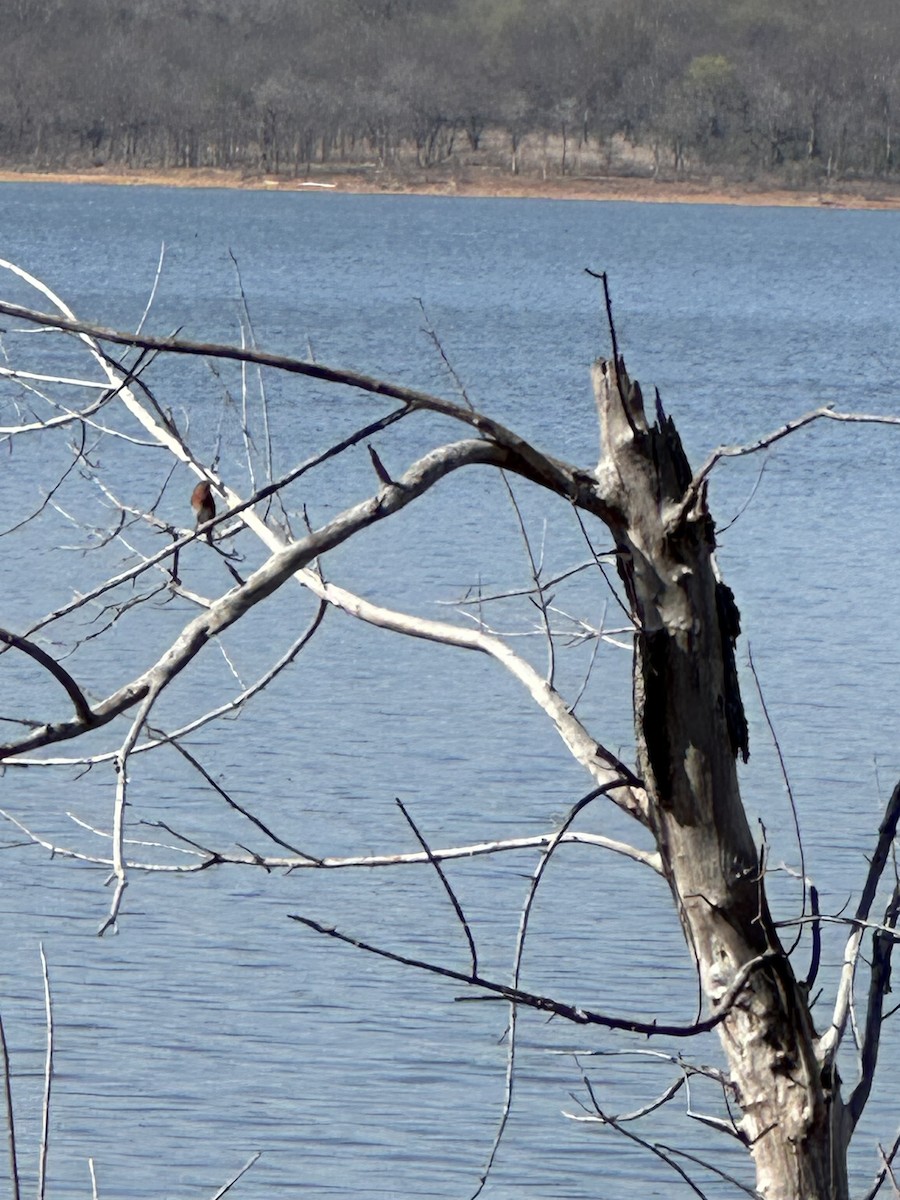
1 165 900 210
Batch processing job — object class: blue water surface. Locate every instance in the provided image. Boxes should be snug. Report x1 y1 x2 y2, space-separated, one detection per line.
0 183 897 1198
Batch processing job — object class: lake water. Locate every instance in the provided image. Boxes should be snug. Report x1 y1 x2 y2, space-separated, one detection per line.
0 184 898 1198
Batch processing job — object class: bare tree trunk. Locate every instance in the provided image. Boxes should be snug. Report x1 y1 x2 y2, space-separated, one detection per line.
592 358 850 1200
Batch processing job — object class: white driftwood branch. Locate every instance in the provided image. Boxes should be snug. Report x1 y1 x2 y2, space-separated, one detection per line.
0 805 661 874
819 781 900 1063
37 944 52 1200
310 575 644 818
99 687 163 935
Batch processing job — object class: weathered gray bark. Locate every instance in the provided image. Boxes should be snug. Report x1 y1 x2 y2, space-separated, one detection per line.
592 357 849 1200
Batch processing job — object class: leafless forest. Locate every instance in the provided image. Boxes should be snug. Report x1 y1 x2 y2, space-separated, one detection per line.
4 0 899 185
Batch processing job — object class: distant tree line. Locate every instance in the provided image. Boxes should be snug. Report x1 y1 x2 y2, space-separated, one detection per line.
3 0 898 184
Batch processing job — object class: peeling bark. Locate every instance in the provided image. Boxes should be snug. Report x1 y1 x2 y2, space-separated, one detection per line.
592 357 849 1200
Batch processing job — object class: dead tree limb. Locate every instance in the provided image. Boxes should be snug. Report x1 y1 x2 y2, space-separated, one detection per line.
0 629 94 726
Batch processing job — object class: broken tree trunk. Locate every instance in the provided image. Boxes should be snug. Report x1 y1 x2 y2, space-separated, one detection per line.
592 357 849 1200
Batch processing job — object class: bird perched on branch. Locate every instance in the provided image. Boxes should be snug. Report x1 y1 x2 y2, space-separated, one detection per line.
190 481 216 543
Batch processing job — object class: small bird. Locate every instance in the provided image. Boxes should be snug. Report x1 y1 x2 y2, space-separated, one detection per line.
190 481 216 543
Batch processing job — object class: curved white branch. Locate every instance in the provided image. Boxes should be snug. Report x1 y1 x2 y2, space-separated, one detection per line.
0 262 644 824
0 804 660 875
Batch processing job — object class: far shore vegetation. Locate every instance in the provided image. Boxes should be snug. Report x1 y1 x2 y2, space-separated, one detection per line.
4 0 900 208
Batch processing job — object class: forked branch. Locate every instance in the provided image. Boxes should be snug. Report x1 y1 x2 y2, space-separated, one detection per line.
821 779 900 1067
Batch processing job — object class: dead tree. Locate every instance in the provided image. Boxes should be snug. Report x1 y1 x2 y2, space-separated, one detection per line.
0 260 898 1199
596 356 840 1199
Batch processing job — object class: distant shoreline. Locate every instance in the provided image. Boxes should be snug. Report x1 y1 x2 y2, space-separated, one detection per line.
2 165 900 210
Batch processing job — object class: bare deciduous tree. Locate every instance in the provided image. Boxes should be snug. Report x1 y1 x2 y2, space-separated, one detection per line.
0 259 899 1199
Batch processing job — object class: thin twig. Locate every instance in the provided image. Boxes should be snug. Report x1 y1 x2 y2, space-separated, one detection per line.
395 799 477 975
571 505 633 624
470 783 622 1197
99 688 163 934
134 243 166 337
37 944 52 1200
864 1128 900 1200
415 297 474 410
207 1151 262 1200
657 1143 761 1199
575 1068 709 1200
499 471 555 686
0 1007 20 1200
565 1076 684 1125
747 646 806 952
230 250 277 496
0 425 89 540
716 457 770 535
439 560 600 608
677 405 900 524
161 735 321 863
567 616 602 714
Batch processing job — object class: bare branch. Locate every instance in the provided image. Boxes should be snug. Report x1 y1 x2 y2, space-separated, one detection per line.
572 1066 710 1200
848 883 900 1130
564 1075 685 1124
134 242 166 337
207 1151 262 1200
7 607 328 769
160 734 322 864
229 250 279 516
99 688 162 934
0 370 114 436
499 471 555 685
0 293 607 508
0 628 94 726
0 439 514 761
0 425 89 538
0 805 660 879
747 647 806 950
0 1006 20 1200
367 443 394 487
468 786 615 1198
395 799 477 976
415 296 474 410
805 883 822 993
37 944 52 1200
677 406 900 524
288 913 776 1038
863 1129 900 1200
657 1144 762 1199
821 779 900 1063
